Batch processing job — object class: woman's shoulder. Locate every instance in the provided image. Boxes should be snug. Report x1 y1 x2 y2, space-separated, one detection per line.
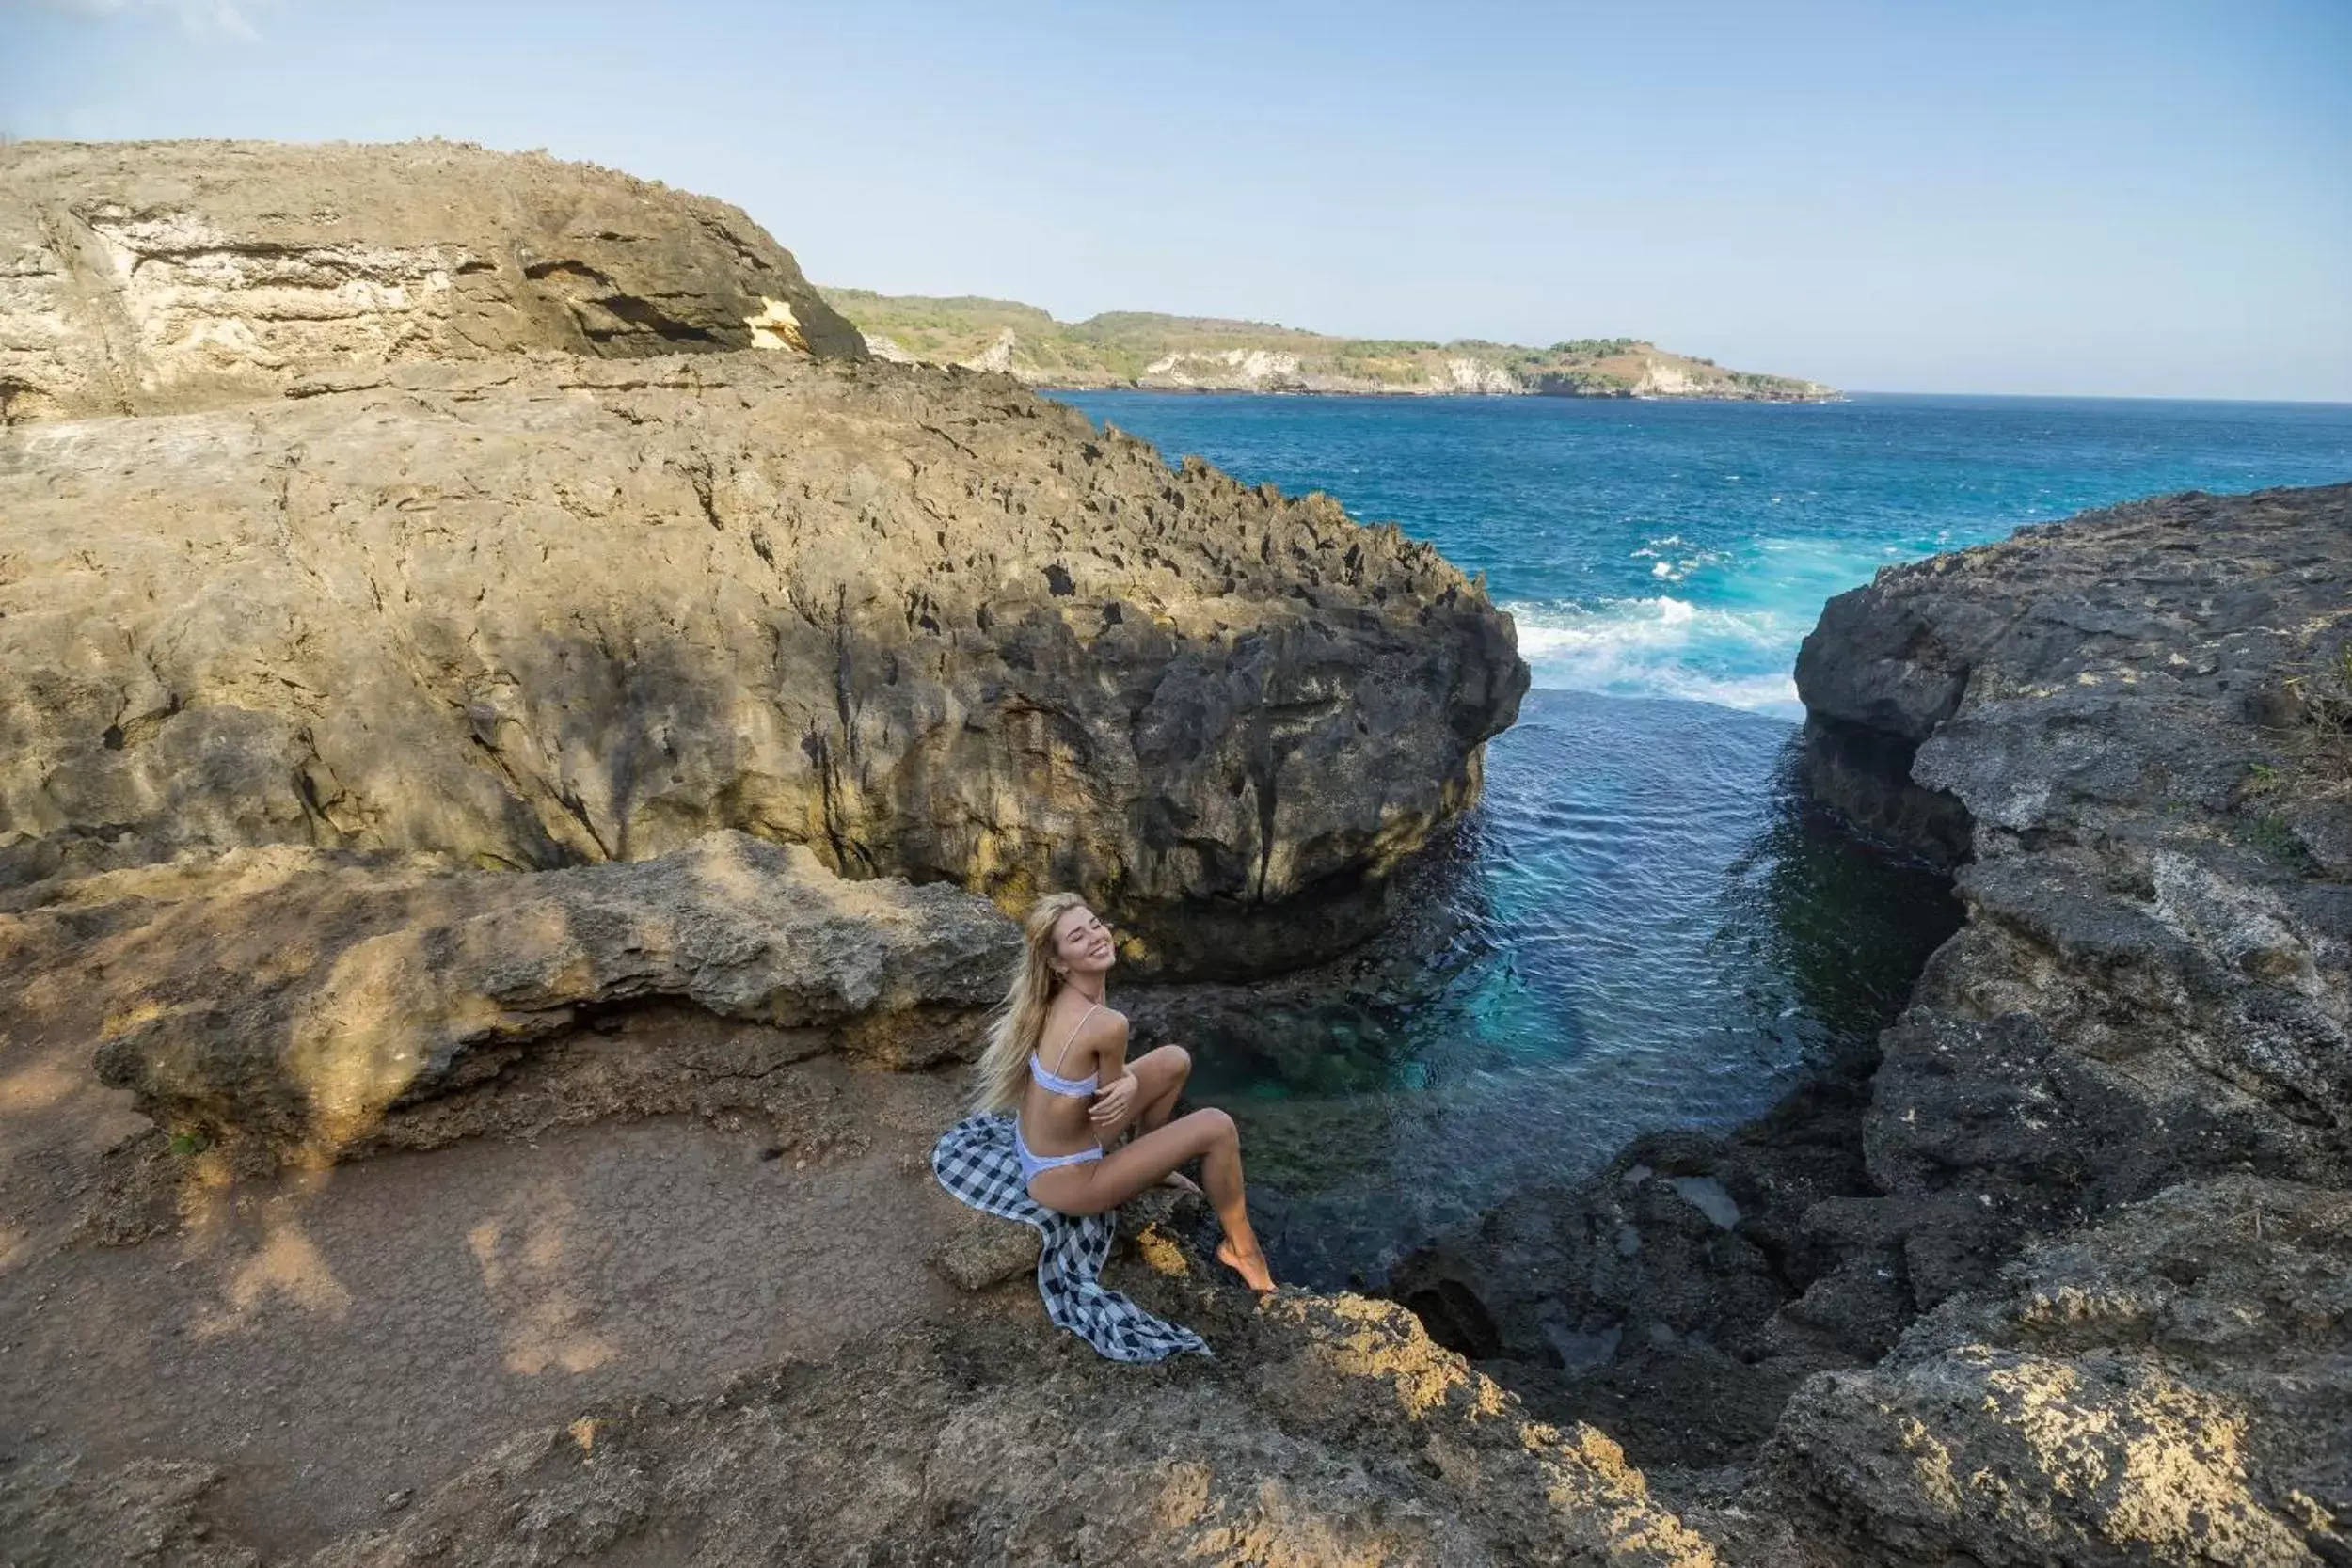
1058 999 1127 1047
1090 1006 1129 1037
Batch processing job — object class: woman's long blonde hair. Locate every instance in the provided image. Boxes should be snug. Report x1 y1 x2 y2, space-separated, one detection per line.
972 891 1089 1114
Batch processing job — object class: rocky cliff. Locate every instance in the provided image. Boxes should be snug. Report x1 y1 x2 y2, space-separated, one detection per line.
0 347 1522 974
1795 484 2350 1291
21 135 2341 1568
821 289 1836 401
1394 483 2352 1565
0 138 865 422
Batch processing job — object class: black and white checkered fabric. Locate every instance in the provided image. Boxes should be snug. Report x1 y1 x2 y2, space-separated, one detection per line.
931 1113 1210 1363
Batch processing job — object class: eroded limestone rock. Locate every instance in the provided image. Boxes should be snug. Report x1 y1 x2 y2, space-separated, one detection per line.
301 1295 1737 1566
1 831 1016 1156
1795 484 2351 1305
0 138 863 422
1765 1177 2351 1566
0 353 1523 972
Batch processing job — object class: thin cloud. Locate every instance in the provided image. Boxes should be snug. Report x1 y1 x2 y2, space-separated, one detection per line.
9 0 267 40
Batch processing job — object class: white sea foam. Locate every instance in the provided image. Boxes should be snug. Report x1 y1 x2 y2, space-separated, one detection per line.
1505 596 1803 716
1630 533 1715 584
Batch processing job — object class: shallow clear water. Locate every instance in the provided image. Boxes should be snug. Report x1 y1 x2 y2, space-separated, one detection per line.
1055 389 2352 1286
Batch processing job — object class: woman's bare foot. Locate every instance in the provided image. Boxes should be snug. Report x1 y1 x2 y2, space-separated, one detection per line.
1158 1170 1202 1196
1216 1238 1275 1294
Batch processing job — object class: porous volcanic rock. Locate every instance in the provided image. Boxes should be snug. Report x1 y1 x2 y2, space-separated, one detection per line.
1764 1177 2351 1566
3 1292 1757 1567
1 830 1016 1158
1794 484 2351 1305
0 137 863 422
0 353 1524 974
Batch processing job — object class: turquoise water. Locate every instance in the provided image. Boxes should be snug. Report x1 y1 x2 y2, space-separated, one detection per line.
1062 392 2352 713
1056 390 2352 1286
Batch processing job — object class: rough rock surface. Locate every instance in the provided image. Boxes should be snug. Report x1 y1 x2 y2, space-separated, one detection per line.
0 352 1523 973
1 831 1015 1163
1391 1057 1902 1471
1766 1177 2351 1566
3 1291 1756 1567
1794 484 2350 1305
0 138 863 422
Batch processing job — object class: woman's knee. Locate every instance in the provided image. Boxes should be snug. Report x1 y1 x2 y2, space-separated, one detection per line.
1190 1106 1236 1145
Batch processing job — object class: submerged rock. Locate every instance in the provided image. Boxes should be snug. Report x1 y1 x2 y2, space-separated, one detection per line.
0 137 864 422
1389 1058 1897 1470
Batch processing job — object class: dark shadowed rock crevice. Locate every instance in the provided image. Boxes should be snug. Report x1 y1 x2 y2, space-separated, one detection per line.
1387 1038 1924 1474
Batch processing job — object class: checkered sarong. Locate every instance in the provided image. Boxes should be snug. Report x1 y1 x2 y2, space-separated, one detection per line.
931 1114 1210 1362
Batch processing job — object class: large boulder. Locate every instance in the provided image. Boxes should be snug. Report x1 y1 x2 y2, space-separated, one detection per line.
0 137 864 423
0 352 1523 973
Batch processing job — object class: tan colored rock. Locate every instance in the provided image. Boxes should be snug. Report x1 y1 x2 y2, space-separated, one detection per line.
928 1208 1043 1291
1 830 1015 1156
0 138 864 422
0 352 1522 972
1765 1177 2351 1566
293 1293 1731 1566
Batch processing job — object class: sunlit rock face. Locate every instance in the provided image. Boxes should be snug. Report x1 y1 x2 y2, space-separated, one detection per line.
1765 1178 2352 1567
0 832 1016 1156
2 1289 1745 1567
0 137 865 422
0 351 1521 974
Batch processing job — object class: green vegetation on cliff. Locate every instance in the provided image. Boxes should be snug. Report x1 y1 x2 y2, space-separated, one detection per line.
819 287 1835 401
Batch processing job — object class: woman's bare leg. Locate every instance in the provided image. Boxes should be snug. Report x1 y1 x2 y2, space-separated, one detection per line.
1031 1106 1272 1292
1098 1046 1198 1190
1133 1044 1189 1132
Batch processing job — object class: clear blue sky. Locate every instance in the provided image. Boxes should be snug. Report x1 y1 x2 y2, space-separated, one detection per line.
5 0 2346 399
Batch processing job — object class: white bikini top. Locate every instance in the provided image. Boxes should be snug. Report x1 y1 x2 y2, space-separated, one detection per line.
1028 1000 1101 1096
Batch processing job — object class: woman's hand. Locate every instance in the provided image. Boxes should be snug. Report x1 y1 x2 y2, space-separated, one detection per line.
1089 1072 1139 1129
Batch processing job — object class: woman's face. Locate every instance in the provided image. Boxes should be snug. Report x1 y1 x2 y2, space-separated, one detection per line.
1051 905 1116 980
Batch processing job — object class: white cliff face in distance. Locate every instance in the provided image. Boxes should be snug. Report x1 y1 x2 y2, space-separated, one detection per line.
818 286 1836 401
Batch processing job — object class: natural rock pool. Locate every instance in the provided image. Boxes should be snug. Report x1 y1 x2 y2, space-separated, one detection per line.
1171 687 1961 1287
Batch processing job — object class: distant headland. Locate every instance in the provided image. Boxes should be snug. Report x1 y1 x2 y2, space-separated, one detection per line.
819 287 1838 402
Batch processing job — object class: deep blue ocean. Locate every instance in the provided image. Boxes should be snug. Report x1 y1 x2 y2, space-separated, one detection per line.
1056 389 2352 1287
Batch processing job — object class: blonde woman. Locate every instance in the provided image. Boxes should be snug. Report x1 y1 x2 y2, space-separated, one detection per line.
973 893 1275 1293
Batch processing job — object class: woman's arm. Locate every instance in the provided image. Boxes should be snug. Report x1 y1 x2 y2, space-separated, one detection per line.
1088 1013 1137 1128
